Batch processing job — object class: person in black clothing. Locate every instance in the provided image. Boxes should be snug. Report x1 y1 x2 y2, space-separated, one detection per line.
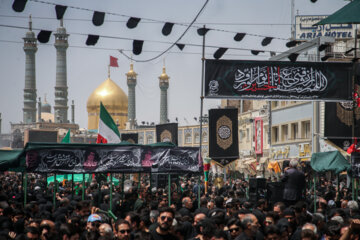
281 159 306 207
150 207 178 240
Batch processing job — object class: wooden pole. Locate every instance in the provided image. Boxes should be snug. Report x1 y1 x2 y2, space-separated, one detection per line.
198 176 201 209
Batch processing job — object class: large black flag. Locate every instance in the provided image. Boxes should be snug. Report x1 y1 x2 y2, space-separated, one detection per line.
156 123 178 145
325 101 360 150
121 133 138 144
209 108 239 163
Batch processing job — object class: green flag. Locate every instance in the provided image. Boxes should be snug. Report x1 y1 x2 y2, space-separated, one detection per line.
61 129 71 143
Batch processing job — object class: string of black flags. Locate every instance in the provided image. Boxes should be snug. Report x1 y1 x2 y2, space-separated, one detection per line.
11 0 312 61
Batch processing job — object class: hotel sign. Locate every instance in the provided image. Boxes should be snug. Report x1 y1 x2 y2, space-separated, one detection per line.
295 15 355 40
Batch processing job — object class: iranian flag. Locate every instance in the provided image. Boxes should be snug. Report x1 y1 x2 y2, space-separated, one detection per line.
96 102 121 144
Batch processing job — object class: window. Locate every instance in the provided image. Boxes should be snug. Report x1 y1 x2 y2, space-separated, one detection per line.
246 128 250 142
194 133 200 144
202 132 208 143
281 125 288 141
272 126 279 143
291 123 298 140
185 133 192 144
239 130 244 142
302 121 311 139
139 137 144 144
272 101 279 108
147 135 153 144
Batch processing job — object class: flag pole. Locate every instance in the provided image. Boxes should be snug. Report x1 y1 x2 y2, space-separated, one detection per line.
199 25 206 194
108 64 110 78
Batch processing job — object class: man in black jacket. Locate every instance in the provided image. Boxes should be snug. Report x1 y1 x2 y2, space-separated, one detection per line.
281 159 306 207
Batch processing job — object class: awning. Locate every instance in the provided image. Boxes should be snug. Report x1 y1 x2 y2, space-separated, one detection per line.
300 157 310 162
311 151 350 174
244 158 256 165
259 157 269 164
315 0 360 25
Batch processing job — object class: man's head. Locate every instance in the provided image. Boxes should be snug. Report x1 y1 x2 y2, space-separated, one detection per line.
75 200 91 217
302 223 317 235
157 207 175 232
86 214 102 232
283 209 296 224
116 220 131 240
182 197 193 210
125 212 140 230
194 212 206 227
99 223 113 238
227 218 242 239
273 202 285 217
289 159 299 168
264 225 281 240
25 227 40 240
241 214 260 236
40 220 56 240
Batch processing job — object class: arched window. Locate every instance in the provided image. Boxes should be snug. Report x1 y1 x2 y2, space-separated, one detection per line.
185 133 192 144
194 133 200 144
147 135 153 144
202 132 208 143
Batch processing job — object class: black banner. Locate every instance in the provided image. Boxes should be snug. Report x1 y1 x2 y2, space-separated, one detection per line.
121 133 138 144
156 123 178 145
24 143 201 173
325 101 360 150
209 108 239 163
351 153 360 178
205 60 353 101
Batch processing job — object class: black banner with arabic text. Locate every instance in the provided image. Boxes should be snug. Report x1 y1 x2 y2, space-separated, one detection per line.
24 144 201 173
205 60 353 101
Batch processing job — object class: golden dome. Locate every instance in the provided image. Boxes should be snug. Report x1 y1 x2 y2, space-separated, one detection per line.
126 63 137 78
87 78 128 130
159 66 169 81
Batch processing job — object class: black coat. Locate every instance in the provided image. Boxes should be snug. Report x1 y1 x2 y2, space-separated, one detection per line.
281 167 305 201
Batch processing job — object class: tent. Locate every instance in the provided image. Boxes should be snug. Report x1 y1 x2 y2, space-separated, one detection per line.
315 0 360 25
0 141 201 173
0 149 24 172
310 151 350 174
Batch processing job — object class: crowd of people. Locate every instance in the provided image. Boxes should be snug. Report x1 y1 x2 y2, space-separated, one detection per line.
0 159 360 240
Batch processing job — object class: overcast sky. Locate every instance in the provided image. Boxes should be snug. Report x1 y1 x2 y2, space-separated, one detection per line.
0 0 349 133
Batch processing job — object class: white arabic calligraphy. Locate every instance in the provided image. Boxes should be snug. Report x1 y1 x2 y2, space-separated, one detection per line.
233 66 328 93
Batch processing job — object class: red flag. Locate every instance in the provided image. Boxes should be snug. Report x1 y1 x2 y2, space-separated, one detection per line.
110 56 119 67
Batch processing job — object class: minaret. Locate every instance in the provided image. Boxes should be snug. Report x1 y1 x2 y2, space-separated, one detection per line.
126 62 137 129
71 100 75 124
54 19 69 123
159 62 169 124
23 15 37 123
37 97 41 122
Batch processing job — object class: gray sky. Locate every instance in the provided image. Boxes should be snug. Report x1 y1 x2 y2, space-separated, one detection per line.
0 0 348 133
